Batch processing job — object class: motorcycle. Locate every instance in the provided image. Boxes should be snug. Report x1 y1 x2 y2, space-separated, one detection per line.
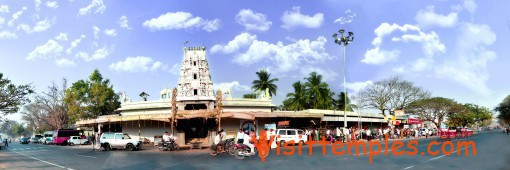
210 138 236 156
158 139 180 151
233 143 258 160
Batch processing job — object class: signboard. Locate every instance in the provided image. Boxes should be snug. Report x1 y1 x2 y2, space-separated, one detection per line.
392 116 396 121
264 124 276 130
408 118 421 124
394 110 405 116
395 120 400 125
278 121 289 127
404 125 409 128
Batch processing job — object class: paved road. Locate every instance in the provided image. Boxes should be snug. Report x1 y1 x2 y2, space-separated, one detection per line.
0 131 509 170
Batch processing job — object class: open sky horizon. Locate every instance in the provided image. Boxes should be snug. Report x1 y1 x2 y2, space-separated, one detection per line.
1 0 509 122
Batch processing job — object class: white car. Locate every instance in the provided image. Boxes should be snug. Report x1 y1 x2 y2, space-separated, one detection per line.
67 136 89 146
275 129 308 147
100 132 142 151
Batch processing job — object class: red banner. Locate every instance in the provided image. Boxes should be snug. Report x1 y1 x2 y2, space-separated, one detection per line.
408 118 421 124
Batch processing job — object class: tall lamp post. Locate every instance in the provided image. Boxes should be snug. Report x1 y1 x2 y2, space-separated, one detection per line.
332 29 354 128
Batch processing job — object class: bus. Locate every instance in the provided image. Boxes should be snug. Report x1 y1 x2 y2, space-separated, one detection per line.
53 129 83 145
42 131 54 145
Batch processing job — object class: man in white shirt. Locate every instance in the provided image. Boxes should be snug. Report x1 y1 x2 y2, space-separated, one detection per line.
214 131 224 152
163 131 169 142
221 129 227 141
243 132 255 155
237 129 244 143
425 129 429 138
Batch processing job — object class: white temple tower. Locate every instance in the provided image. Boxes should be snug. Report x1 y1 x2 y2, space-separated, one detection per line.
176 46 215 110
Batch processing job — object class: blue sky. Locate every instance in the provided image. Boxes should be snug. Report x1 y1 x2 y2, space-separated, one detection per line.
1 0 509 121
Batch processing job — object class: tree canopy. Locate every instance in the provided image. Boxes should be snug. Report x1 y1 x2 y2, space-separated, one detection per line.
407 97 459 128
0 73 34 117
251 69 279 97
495 95 510 126
358 76 430 116
64 69 120 123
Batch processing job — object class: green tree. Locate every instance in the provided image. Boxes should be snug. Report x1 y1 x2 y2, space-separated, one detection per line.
0 73 34 117
335 92 354 111
304 72 332 109
251 69 279 97
408 97 459 128
139 92 149 101
495 95 510 125
242 93 258 99
11 123 26 137
463 103 493 127
284 81 308 111
65 69 120 124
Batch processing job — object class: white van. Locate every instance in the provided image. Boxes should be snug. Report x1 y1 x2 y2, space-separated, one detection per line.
275 129 308 147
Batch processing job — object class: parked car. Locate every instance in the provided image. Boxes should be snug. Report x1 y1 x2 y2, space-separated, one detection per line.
30 137 40 143
67 136 89 146
0 138 5 150
99 132 142 151
20 137 29 144
275 128 308 147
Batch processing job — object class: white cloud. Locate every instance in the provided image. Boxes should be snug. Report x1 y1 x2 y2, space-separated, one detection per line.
55 58 76 67
345 81 373 94
0 31 17 39
300 66 338 82
435 23 496 95
142 12 221 32
210 32 256 54
281 6 324 30
8 7 27 26
77 45 114 61
45 1 59 9
212 32 332 73
392 66 404 73
334 9 356 24
55 33 67 41
363 22 445 66
0 17 4 25
0 5 9 13
35 0 42 11
93 26 100 39
169 63 181 75
117 16 131 29
362 47 400 65
463 0 477 14
109 56 168 72
415 6 458 28
16 18 55 34
235 9 272 31
66 35 86 54
214 81 251 92
103 28 117 37
78 0 106 16
26 39 64 60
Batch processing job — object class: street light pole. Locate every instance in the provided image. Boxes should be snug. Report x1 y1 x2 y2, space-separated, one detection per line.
332 29 354 128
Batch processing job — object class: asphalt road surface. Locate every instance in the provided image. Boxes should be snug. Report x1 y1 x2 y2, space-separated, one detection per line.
1 131 509 170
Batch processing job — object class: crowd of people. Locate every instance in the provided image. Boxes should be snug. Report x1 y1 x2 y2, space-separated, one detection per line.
303 126 434 143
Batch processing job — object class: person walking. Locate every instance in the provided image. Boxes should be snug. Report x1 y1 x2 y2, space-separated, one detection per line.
91 133 96 151
425 128 429 138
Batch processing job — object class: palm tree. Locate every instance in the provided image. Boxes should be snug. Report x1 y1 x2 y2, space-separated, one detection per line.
252 69 279 97
336 92 355 111
139 92 149 101
285 81 308 111
304 72 332 109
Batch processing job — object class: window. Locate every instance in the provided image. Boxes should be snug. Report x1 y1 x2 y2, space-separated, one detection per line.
194 89 198 95
115 134 123 139
194 61 197 66
298 130 304 135
287 130 296 135
278 130 286 135
123 134 131 139
194 74 197 79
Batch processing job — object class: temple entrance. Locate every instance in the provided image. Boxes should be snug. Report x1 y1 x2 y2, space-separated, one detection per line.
184 104 207 110
177 118 216 145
